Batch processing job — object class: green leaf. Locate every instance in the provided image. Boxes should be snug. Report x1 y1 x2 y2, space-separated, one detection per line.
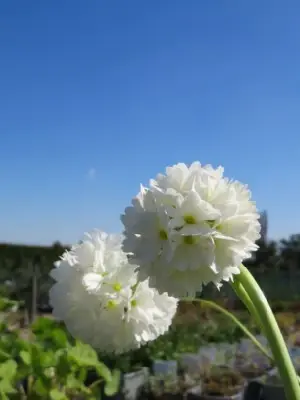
0 391 8 400
49 389 68 400
65 374 90 395
78 368 87 383
39 350 57 368
66 374 80 390
0 360 17 379
104 369 121 397
30 344 45 374
52 328 69 348
55 351 71 378
68 342 99 367
32 376 52 397
0 379 17 395
20 350 31 365
0 349 10 362
31 317 59 334
95 362 112 382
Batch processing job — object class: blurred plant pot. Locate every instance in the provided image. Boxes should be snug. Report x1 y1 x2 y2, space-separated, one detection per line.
153 360 178 378
260 383 285 400
244 379 286 400
155 394 184 400
243 381 263 400
186 385 244 400
179 353 201 375
239 366 274 382
261 374 286 400
123 367 149 400
189 366 245 400
235 356 274 383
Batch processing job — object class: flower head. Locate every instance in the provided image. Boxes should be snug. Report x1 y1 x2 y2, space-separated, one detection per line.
122 162 261 297
49 230 178 354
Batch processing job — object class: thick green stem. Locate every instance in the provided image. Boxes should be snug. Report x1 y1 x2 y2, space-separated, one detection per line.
234 265 300 400
183 298 272 361
232 279 266 337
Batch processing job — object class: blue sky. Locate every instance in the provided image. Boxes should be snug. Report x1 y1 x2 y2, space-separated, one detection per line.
1 1 300 245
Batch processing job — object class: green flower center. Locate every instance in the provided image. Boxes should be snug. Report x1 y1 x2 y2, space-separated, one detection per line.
107 300 117 309
131 299 138 307
113 283 121 292
184 215 196 224
183 235 196 245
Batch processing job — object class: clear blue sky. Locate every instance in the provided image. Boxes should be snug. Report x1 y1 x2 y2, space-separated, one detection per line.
1 1 300 245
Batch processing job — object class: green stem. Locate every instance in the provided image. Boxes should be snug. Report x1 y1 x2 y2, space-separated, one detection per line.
89 378 103 390
182 298 272 361
27 375 34 397
234 265 300 400
232 279 266 336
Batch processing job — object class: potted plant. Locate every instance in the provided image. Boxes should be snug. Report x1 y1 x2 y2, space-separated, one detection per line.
238 360 273 381
245 371 286 400
235 341 273 381
153 360 178 378
98 349 150 400
264 373 286 400
179 353 202 377
187 366 245 400
122 366 150 400
244 354 300 400
179 343 234 380
149 375 186 400
145 328 179 379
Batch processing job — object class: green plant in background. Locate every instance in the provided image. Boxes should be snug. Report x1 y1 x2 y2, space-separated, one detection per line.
0 300 120 400
149 375 186 398
103 305 255 372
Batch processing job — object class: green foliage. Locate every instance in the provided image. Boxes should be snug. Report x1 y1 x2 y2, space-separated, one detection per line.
99 311 245 374
104 370 121 397
0 299 120 399
0 297 19 312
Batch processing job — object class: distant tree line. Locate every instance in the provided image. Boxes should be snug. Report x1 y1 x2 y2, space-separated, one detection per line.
0 241 70 322
1 234 300 318
245 234 300 271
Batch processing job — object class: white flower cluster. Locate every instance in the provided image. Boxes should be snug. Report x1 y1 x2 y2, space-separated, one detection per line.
49 231 178 354
122 162 261 297
49 161 261 354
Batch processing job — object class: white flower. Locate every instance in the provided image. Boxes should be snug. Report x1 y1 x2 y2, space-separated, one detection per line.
121 162 261 297
49 230 178 354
